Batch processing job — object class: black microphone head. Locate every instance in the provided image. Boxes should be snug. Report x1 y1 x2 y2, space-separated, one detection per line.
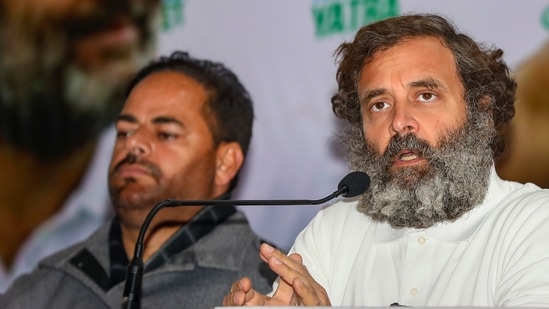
338 171 370 198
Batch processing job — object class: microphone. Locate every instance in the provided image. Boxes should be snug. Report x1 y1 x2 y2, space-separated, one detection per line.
122 171 370 309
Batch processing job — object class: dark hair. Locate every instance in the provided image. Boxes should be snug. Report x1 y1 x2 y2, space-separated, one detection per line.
125 51 254 190
331 13 516 159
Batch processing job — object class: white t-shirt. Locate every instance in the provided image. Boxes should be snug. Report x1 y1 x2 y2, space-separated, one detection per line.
288 167 549 307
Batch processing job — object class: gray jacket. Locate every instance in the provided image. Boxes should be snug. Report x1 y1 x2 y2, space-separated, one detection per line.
0 211 275 308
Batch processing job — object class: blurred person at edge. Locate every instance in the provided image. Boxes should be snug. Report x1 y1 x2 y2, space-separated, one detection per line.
0 0 160 291
496 40 549 189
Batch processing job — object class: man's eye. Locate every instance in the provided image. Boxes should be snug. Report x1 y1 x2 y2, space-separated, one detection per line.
419 92 436 101
371 102 388 112
158 132 177 140
116 130 130 139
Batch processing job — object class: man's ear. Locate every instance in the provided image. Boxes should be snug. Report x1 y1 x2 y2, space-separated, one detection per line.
214 142 244 187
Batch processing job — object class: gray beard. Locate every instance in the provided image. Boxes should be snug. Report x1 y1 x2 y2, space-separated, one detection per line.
0 1 155 161
348 108 495 229
0 64 126 161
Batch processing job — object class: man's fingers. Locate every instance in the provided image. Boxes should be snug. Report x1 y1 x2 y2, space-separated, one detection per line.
270 274 297 304
261 244 307 277
230 277 251 293
223 290 245 306
292 277 331 306
260 243 300 266
268 254 309 281
224 277 256 306
259 243 284 262
288 252 303 263
292 277 318 305
259 243 331 306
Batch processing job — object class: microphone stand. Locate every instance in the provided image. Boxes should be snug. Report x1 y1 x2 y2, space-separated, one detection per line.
122 171 370 309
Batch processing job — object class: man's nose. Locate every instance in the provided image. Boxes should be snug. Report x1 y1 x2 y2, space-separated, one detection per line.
388 102 419 136
125 128 152 157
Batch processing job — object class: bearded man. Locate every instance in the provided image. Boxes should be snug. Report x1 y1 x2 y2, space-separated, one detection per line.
0 0 159 291
224 13 549 307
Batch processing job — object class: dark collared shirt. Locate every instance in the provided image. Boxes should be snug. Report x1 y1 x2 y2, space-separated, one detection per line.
109 195 236 287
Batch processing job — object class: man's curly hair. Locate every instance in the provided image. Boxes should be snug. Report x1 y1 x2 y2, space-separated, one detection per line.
331 13 516 159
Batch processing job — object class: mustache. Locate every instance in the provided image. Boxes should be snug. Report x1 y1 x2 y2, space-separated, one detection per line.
380 134 436 164
112 152 162 179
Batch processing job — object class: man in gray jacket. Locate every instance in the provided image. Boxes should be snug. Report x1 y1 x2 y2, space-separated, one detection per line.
0 51 275 308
